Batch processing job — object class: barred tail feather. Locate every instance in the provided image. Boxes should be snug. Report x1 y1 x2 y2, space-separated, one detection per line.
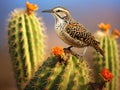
94 45 104 57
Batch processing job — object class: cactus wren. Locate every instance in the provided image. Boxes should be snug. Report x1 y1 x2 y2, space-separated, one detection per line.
42 6 104 57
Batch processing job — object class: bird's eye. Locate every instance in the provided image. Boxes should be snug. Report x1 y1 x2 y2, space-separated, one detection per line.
56 10 61 12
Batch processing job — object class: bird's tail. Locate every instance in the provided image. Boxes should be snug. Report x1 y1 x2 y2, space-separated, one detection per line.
94 45 105 57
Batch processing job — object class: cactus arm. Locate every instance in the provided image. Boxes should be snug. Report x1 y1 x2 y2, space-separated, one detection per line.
24 55 90 90
93 35 119 90
8 9 45 89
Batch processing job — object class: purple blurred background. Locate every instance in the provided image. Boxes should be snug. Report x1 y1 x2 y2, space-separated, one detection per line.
0 0 120 90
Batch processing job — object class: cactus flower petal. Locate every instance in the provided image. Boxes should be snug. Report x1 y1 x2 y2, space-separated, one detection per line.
98 23 110 32
26 1 38 14
51 46 64 56
100 68 113 82
112 29 120 39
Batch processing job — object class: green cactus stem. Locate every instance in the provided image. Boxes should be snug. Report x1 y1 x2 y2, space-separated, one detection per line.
94 36 119 90
8 9 45 89
24 55 90 90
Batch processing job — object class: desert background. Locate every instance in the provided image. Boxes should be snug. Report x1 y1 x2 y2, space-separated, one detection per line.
0 0 120 90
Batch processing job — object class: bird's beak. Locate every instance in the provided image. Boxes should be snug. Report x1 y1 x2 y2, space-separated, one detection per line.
42 9 53 13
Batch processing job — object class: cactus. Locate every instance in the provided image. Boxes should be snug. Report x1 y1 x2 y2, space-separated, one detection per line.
24 51 90 90
93 23 120 90
8 2 45 89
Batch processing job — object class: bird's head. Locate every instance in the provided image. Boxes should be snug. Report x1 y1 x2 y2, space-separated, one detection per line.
42 7 72 22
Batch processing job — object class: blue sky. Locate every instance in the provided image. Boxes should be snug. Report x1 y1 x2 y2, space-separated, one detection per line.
0 0 120 48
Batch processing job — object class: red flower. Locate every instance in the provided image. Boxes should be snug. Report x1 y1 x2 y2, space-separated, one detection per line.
51 46 64 56
100 68 113 82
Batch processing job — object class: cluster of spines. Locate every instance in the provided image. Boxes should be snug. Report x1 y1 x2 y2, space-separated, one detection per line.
24 56 90 90
8 9 45 89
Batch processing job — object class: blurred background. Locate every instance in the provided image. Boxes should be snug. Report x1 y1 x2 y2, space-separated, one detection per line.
0 0 120 90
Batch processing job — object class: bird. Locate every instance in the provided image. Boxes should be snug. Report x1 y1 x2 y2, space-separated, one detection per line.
42 6 104 57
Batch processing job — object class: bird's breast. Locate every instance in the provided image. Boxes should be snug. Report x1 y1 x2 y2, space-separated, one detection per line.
55 20 66 35
55 22 71 44
54 22 87 47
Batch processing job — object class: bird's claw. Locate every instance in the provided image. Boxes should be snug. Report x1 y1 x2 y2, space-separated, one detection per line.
64 46 72 50
63 46 73 53
63 46 85 61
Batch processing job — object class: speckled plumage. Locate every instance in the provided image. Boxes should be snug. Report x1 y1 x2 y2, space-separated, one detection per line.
42 6 104 56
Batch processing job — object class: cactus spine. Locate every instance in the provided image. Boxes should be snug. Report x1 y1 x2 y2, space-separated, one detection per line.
94 29 119 90
8 4 45 89
25 55 90 90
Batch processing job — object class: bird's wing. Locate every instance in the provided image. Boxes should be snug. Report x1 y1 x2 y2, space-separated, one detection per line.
65 22 100 45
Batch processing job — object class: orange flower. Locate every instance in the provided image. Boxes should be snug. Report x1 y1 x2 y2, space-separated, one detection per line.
26 1 39 14
100 68 113 82
51 46 64 56
98 23 111 31
112 29 120 39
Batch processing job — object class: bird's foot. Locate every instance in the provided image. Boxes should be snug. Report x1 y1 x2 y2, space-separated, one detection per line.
63 46 85 61
63 46 73 53
70 51 85 61
64 46 72 50
78 54 85 61
77 47 87 61
73 53 85 61
64 46 80 59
